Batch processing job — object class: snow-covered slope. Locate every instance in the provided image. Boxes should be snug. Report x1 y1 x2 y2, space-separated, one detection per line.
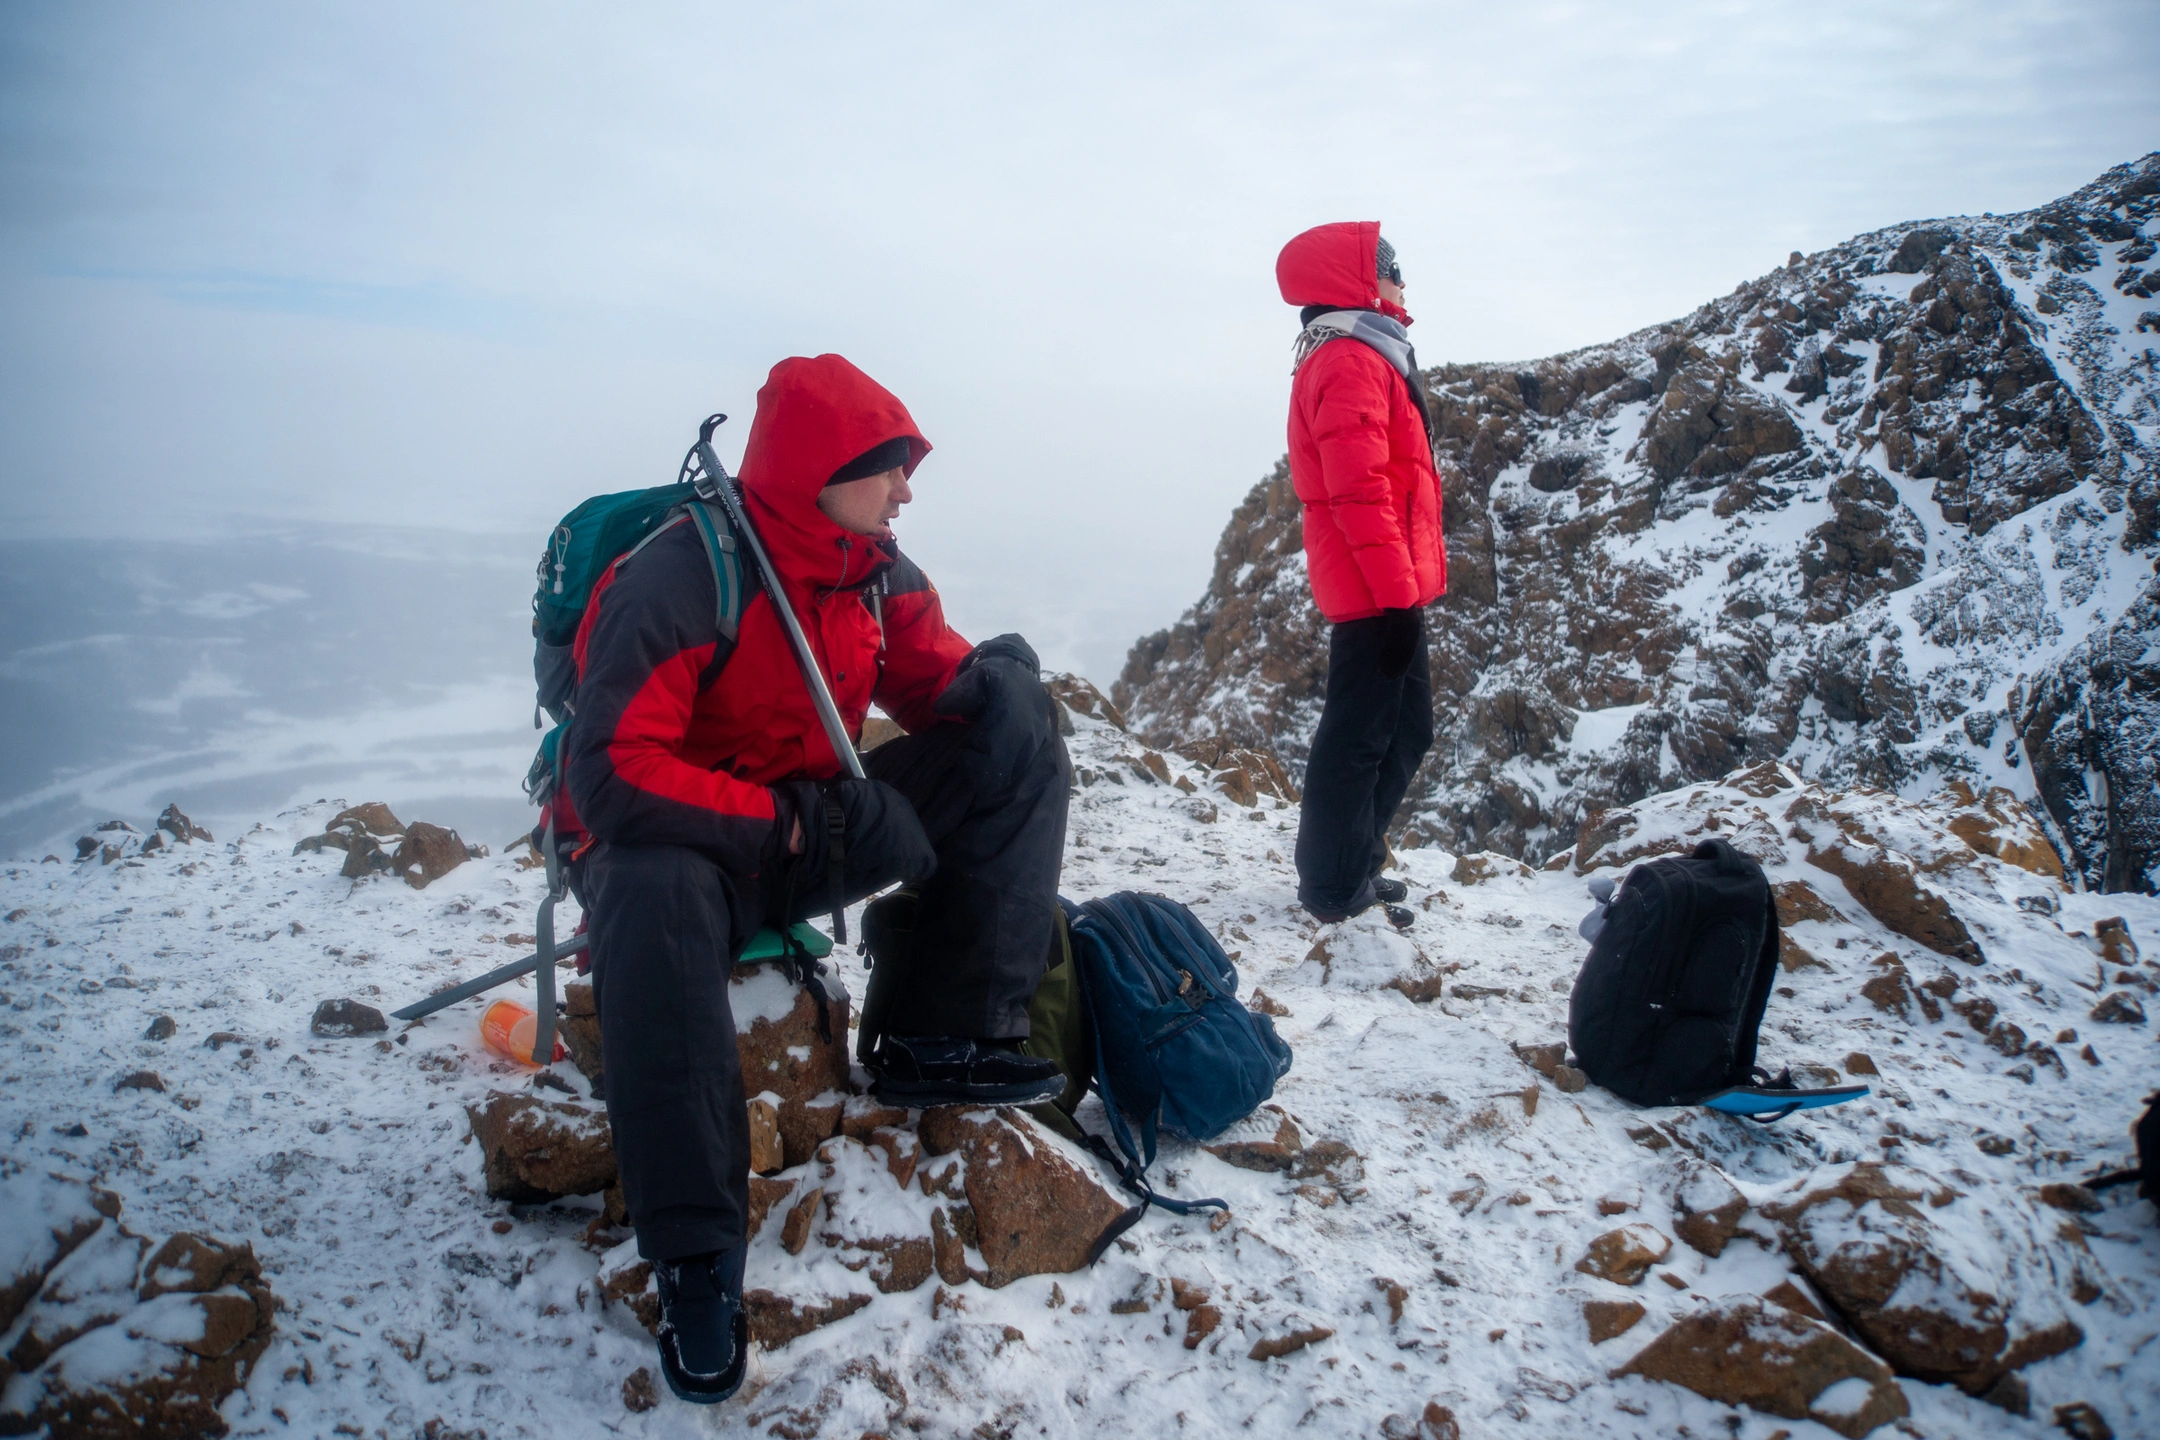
2 696 2155 1436
1117 153 2160 893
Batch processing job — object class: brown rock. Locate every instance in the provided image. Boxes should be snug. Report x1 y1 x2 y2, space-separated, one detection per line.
143 1016 177 1042
917 1106 1135 1287
1584 1298 1646 1344
1616 1296 1908 1438
857 715 904 752
780 1187 824 1256
2053 1400 2115 1439
1764 1279 1828 1321
1938 782 2064 878
622 1366 658 1412
338 832 393 879
746 1095 784 1175
1513 1041 1566 1079
596 1246 659 1333
155 804 211 843
6 1225 151 1375
1575 1224 1672 1285
559 981 603 1086
138 1232 262 1300
1451 852 1532 884
1774 879 1846 926
2037 1183 2102 1215
2089 992 2145 1025
1247 988 1291 1017
330 802 404 836
930 1206 983 1286
1046 672 1127 730
746 1176 796 1239
1806 838 1983 963
1248 1324 1333 1361
839 1095 912 1140
1183 1303 1221 1349
865 1126 919 1190
0 1180 121 1336
2090 916 2139 967
731 965 852 1166
744 1290 872 1349
1779 932 1832 972
1844 1052 1879 1076
1763 1161 2084 1394
464 1092 617 1202
309 998 387 1037
1373 1277 1408 1325
113 1070 165 1094
392 821 470 889
1201 1106 1304 1172
1553 1064 1589 1093
1858 955 1910 1015
1671 1163 1753 1257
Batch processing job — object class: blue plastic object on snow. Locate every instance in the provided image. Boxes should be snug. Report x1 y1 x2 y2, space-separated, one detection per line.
1701 1082 1869 1123
1067 892 1294 1215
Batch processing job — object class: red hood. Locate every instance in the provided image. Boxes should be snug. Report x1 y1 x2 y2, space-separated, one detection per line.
737 354 930 592
1276 220 1412 326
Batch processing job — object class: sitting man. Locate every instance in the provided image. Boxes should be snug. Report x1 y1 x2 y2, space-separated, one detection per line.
562 353 1070 1404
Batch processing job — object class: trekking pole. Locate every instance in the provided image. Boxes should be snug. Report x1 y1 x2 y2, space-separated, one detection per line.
687 414 866 781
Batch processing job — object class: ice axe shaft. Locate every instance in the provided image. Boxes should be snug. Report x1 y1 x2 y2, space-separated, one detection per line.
692 414 866 781
390 932 589 1022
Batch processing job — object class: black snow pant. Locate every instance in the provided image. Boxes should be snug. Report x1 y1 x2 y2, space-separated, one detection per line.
1294 614 1434 917
585 689 1071 1262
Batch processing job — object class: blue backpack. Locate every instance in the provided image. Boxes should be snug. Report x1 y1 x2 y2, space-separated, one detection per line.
1066 892 1294 1214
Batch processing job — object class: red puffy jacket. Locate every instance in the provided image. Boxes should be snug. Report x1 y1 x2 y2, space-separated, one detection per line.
562 354 972 873
1275 221 1446 623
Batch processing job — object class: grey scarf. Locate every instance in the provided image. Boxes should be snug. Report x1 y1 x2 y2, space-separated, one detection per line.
1292 308 1435 441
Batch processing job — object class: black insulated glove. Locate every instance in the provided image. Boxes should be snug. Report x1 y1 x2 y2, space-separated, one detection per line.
932 633 1056 791
1377 606 1423 680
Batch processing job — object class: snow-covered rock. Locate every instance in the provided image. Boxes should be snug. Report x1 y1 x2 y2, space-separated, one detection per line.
0 697 2153 1434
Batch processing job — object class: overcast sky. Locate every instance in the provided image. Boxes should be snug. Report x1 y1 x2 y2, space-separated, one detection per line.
4 1 2157 683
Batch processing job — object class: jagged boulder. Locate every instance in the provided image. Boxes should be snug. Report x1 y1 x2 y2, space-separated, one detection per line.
1617 1296 1908 1438
916 1107 1134 1288
1761 1161 2084 1396
0 1175 274 1440
465 1092 618 1202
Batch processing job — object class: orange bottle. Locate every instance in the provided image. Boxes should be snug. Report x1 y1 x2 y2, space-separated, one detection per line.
480 1000 567 1064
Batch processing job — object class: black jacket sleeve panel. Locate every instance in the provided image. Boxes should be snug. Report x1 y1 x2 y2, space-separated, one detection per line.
565 520 779 873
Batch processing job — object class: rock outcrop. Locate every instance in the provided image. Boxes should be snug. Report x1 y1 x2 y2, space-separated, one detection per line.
0 1174 275 1439
1118 153 2160 893
1617 1296 1909 1438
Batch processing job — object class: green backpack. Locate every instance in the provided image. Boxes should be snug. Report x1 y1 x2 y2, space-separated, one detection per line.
524 482 753 804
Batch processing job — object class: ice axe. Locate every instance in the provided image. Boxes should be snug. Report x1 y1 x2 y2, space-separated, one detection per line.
682 413 866 780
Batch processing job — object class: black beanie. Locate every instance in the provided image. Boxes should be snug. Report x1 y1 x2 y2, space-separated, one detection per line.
828 437 913 486
1376 234 1401 286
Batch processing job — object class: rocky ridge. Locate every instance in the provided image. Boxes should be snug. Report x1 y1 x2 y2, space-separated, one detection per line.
0 686 2154 1435
1117 153 2160 893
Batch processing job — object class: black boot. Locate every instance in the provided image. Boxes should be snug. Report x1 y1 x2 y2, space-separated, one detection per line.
1371 876 1409 904
652 1251 747 1405
868 1035 1064 1106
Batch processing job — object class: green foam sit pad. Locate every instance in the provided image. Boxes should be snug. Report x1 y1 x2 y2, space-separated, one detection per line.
736 922 834 964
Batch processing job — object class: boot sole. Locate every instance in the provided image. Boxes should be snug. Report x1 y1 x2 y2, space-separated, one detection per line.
871 1073 1067 1108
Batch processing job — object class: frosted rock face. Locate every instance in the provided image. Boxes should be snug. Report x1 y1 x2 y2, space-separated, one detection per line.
464 1092 618 1203
0 1175 275 1440
1616 1296 1908 1439
1118 154 2160 893
1761 1161 2086 1396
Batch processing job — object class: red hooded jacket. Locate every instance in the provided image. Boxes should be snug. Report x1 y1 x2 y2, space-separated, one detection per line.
1275 221 1446 623
562 355 973 873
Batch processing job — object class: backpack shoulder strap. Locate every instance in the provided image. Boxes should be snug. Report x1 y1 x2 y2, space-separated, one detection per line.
681 498 761 688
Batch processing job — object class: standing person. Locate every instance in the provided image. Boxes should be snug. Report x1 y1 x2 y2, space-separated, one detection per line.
560 354 1070 1403
1274 222 1447 928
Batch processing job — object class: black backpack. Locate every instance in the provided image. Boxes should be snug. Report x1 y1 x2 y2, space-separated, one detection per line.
1568 838 1780 1106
